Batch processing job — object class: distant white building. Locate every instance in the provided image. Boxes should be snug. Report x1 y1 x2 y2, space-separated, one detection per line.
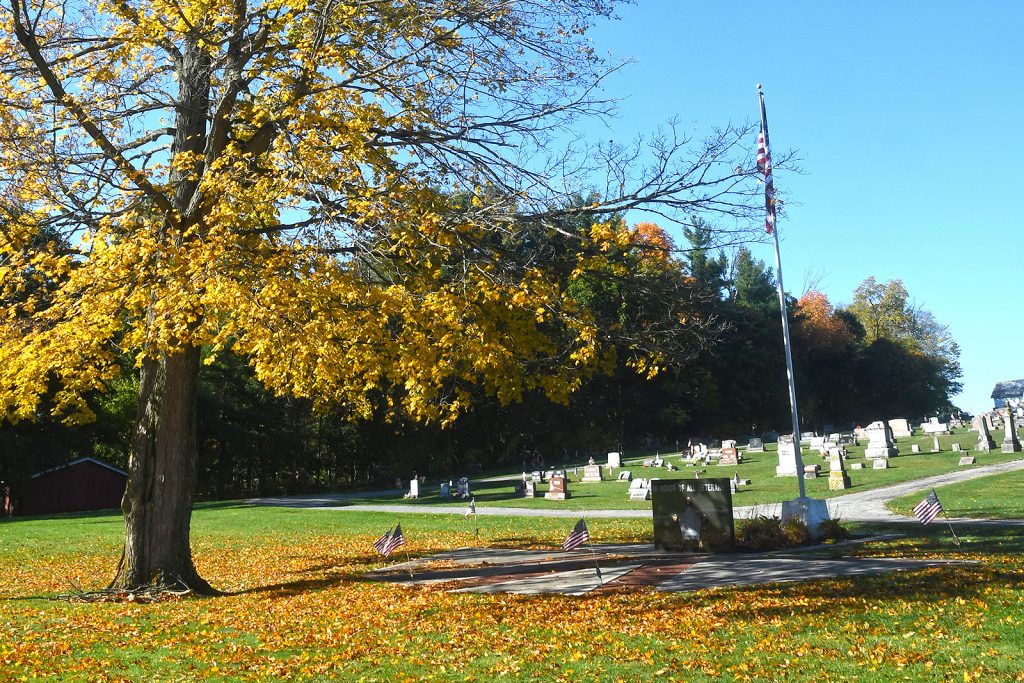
991 379 1024 408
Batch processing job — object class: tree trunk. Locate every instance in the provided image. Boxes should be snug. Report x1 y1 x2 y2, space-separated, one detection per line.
111 347 214 593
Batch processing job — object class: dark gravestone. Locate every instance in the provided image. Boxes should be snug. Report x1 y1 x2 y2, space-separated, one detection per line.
651 478 735 552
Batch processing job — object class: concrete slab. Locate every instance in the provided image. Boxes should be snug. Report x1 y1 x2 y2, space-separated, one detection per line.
656 556 952 592
452 563 644 596
362 543 969 595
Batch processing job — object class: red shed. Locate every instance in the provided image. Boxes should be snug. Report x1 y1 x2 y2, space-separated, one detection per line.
18 457 127 516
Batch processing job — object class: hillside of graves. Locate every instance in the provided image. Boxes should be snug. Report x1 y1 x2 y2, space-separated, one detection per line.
358 428 1022 511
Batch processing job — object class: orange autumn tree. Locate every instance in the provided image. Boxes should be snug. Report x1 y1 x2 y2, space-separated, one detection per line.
0 0 764 592
795 290 856 351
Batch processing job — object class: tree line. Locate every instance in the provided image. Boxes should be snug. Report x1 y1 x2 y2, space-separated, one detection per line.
2 215 962 498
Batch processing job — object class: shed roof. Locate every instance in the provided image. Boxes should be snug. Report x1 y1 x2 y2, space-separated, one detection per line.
991 379 1024 399
31 457 128 479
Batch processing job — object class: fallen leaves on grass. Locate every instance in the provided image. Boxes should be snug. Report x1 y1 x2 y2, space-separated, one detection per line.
2 525 1023 681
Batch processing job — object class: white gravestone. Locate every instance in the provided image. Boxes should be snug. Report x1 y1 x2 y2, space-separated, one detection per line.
607 452 622 468
617 470 632 481
864 421 898 459
888 418 913 438
975 418 995 452
922 417 950 435
776 435 799 476
580 464 603 483
404 478 419 499
628 478 650 501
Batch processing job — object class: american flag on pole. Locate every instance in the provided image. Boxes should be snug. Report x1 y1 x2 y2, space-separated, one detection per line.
562 518 591 551
465 497 476 518
380 524 406 557
373 527 393 555
757 89 776 235
912 491 944 525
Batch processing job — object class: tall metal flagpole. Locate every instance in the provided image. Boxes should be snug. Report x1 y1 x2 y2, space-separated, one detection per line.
757 85 807 500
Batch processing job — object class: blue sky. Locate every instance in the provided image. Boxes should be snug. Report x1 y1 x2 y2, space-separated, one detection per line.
583 2 1022 414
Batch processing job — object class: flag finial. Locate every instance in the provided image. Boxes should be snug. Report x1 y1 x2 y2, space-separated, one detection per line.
756 83 762 90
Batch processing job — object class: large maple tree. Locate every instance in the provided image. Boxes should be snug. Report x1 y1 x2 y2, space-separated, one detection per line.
0 0 761 591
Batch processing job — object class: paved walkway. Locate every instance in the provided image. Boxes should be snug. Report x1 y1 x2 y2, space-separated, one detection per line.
250 457 1024 524
365 541 974 595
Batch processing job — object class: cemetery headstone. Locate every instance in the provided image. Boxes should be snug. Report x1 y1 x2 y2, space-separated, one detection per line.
888 418 913 438
872 459 888 470
456 477 471 498
607 452 622 468
849 462 864 470
618 470 633 481
746 437 765 453
628 478 650 501
405 478 419 499
719 440 740 466
864 421 898 459
1002 406 1022 453
440 482 451 500
544 475 569 500
931 435 940 453
803 464 820 479
581 464 603 483
952 443 962 452
911 444 920 454
523 480 537 498
651 478 735 552
976 418 996 452
959 456 976 466
922 417 950 435
828 453 851 490
776 434 799 476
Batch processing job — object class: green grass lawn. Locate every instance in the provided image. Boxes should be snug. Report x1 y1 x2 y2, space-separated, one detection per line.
346 431 1022 510
887 467 1024 519
3 505 1024 681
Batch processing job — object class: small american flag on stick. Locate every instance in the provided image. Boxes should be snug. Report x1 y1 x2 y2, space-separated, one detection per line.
912 491 943 525
380 524 406 557
562 518 591 552
373 527 393 555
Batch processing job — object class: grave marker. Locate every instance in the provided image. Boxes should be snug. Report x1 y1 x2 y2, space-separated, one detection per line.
828 454 851 490
544 475 569 500
651 479 735 552
864 421 898 460
958 456 976 465
580 464 603 483
1002 406 1022 453
776 434 799 476
888 418 913 438
628 478 650 501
